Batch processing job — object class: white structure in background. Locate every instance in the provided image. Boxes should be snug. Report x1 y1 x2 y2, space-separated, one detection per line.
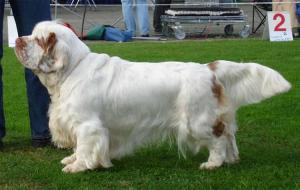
267 11 293 41
70 0 97 8
7 16 18 48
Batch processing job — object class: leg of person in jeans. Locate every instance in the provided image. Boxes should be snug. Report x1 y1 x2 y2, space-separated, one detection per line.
121 0 136 36
0 1 5 150
153 0 171 33
136 0 149 36
10 0 51 147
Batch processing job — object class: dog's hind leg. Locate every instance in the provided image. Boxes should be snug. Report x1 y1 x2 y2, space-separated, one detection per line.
224 120 239 164
62 120 113 173
225 133 239 164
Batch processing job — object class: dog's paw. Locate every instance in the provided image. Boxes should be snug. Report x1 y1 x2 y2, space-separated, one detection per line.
224 157 240 165
61 154 76 165
199 162 221 170
62 162 88 173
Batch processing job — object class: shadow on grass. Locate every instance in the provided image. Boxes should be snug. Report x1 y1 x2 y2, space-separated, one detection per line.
94 142 300 173
2 138 299 173
1 138 31 151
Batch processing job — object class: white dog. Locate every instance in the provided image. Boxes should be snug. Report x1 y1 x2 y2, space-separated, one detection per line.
14 21 291 173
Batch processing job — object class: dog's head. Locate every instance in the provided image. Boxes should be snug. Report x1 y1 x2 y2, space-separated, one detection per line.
15 21 89 75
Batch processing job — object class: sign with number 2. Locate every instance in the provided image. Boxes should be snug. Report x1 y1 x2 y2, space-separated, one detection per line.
267 11 293 41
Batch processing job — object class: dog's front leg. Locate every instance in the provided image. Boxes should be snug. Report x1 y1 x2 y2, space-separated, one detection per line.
199 136 227 170
62 120 113 173
61 152 76 165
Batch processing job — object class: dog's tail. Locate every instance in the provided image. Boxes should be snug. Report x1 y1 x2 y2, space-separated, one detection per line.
209 60 291 107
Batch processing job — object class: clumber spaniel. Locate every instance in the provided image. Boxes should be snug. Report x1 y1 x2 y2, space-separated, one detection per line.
15 21 291 173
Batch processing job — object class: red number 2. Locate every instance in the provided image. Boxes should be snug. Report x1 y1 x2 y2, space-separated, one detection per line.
273 13 287 32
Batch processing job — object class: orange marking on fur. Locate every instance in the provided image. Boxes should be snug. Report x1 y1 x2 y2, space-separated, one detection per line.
213 119 225 137
17 38 27 49
46 32 57 53
35 32 57 54
211 75 225 105
35 37 47 50
208 61 219 71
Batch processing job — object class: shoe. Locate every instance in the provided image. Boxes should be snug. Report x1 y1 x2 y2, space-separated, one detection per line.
154 28 162 33
0 139 3 151
31 138 51 148
141 34 150 37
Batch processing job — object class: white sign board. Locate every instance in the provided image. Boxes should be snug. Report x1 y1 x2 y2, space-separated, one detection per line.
7 16 18 48
267 11 293 42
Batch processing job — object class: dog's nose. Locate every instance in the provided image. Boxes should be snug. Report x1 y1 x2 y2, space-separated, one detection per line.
15 37 27 49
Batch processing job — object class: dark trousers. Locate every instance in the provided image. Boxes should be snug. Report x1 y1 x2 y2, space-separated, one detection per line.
0 0 51 140
153 0 171 31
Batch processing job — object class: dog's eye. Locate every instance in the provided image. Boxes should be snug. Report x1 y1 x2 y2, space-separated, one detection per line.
35 38 45 49
35 38 40 44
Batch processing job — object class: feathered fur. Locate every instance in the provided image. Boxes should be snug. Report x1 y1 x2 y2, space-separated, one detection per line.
14 21 291 173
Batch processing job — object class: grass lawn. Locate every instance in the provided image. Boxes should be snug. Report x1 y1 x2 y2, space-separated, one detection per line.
0 39 299 189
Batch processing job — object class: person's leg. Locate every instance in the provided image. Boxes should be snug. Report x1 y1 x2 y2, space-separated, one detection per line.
10 0 51 146
153 0 171 32
121 0 136 36
136 0 149 36
0 0 5 143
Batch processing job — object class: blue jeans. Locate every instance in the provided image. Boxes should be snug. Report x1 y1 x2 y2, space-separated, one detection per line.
121 0 149 36
0 0 51 140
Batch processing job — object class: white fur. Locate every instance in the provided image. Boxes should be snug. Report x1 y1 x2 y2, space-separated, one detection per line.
14 21 291 173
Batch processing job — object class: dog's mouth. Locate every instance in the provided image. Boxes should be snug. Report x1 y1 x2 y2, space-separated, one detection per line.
14 47 28 64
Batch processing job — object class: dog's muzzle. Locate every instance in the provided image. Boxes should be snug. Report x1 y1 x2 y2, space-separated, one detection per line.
15 37 27 51
14 37 30 64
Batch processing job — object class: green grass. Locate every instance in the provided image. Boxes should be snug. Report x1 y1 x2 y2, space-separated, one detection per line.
0 39 300 189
